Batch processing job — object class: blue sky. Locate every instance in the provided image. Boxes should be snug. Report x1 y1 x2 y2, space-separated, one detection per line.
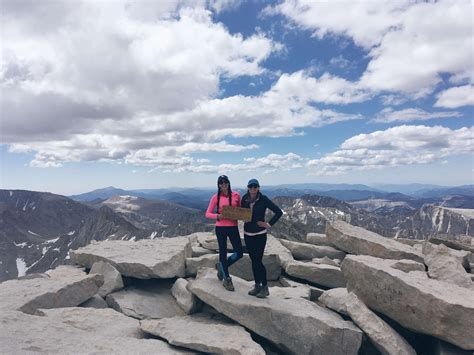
1 0 473 195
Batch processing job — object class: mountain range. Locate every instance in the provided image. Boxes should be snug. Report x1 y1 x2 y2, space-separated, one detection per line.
1 184 473 282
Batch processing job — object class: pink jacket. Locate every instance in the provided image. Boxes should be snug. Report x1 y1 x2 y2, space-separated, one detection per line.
205 191 241 227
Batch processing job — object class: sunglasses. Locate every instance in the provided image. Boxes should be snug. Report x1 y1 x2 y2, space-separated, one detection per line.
247 184 259 188
219 180 229 185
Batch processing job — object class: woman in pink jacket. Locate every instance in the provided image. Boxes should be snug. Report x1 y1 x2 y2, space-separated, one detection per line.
205 175 243 291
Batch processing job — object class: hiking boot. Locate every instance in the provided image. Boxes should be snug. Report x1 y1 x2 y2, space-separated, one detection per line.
248 284 261 296
222 277 235 291
215 262 224 281
256 285 269 298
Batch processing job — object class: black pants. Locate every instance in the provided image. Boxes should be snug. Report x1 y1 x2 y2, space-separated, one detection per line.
216 226 243 278
244 233 267 286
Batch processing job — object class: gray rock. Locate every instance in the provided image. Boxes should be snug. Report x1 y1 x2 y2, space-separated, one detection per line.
326 220 423 262
387 259 426 273
0 265 103 314
171 278 202 314
279 277 325 300
266 235 294 268
345 292 416 355
423 243 474 289
312 256 340 267
0 309 193 354
341 254 474 350
192 246 213 257
106 281 186 320
185 254 218 277
188 268 362 355
429 236 474 254
285 260 346 288
318 288 349 316
186 253 281 281
425 242 472 268
90 261 124 297
270 285 310 300
280 239 346 260
196 232 237 251
36 307 145 339
79 294 108 308
141 314 265 354
394 238 423 246
229 254 281 281
306 233 334 246
70 237 192 279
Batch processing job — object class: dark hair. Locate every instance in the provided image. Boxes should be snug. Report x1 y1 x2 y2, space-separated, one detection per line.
216 175 232 213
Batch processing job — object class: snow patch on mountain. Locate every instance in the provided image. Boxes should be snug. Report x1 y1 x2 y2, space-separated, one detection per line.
16 258 27 277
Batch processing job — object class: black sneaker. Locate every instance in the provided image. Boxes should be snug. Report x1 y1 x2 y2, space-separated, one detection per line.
215 262 224 281
222 277 235 291
256 285 269 298
248 284 261 296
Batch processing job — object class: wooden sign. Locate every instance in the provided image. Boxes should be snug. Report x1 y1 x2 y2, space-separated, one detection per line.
221 206 252 222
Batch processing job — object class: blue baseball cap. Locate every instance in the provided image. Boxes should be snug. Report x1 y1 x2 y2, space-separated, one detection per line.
247 178 260 187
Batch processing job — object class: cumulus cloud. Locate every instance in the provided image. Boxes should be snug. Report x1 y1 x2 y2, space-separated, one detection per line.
434 85 474 108
1 2 276 141
371 108 462 123
169 152 305 173
308 125 473 175
1 1 369 170
270 0 473 97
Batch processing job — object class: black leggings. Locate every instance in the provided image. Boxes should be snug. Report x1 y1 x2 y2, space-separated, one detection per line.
216 226 243 278
244 233 267 286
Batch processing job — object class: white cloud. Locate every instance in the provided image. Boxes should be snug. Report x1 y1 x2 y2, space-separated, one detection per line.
271 0 473 97
308 125 473 175
434 85 474 108
169 153 305 173
371 108 462 123
1 2 277 142
268 0 408 49
1 2 369 170
4 68 363 168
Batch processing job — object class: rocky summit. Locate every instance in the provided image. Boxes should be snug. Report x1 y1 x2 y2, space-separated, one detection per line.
1 222 473 354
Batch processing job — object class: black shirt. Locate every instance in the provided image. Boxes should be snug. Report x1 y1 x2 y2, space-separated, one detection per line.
241 192 283 234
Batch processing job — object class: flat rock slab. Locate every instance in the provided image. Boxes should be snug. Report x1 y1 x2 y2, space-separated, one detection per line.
345 292 416 355
0 309 194 354
341 255 474 350
285 260 346 288
0 265 102 314
306 233 334 246
141 314 265 354
186 253 281 281
79 294 108 308
280 239 346 260
312 256 340 267
171 278 202 314
188 268 362 355
90 261 124 297
423 243 474 289
107 280 186 320
266 235 294 268
279 277 325 300
318 288 349 316
269 286 310 300
196 233 240 251
388 259 426 273
70 237 192 279
36 307 145 339
327 220 423 262
192 246 213 257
